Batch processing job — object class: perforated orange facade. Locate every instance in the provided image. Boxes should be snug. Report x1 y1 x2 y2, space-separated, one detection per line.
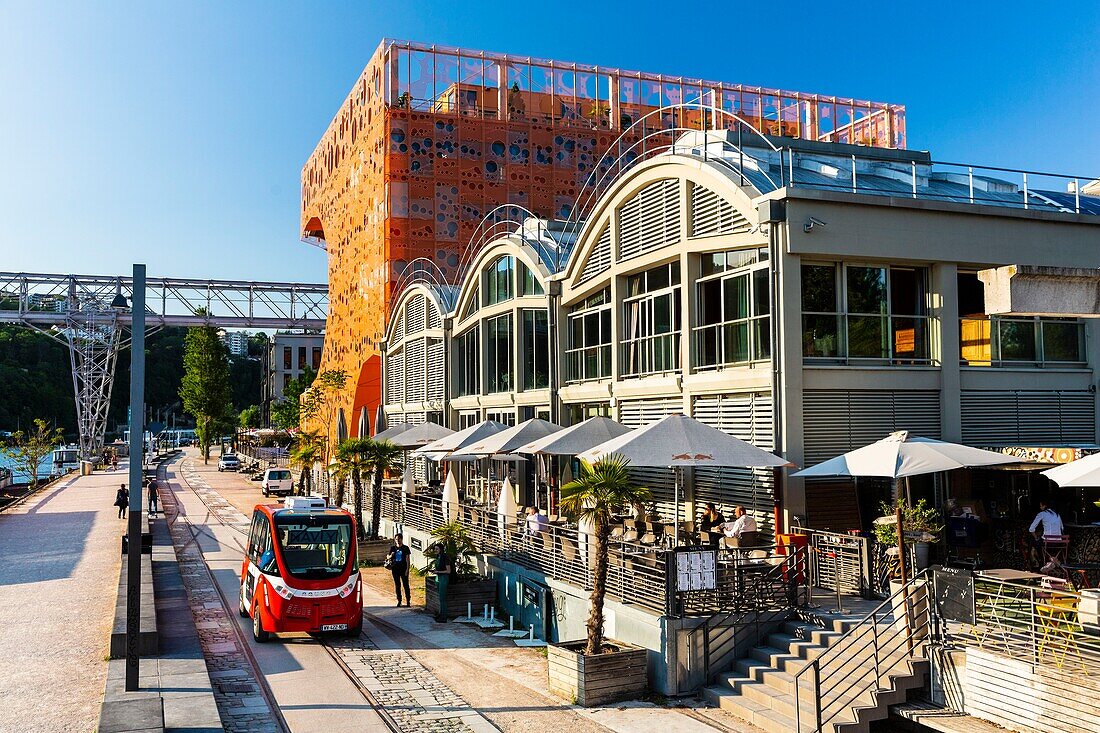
300 39 905 435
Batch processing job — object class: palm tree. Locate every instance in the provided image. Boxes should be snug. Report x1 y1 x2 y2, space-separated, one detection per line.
336 438 372 541
366 439 403 540
559 456 650 656
290 429 323 496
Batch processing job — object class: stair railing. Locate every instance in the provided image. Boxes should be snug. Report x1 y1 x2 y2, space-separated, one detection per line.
793 568 933 733
696 546 807 685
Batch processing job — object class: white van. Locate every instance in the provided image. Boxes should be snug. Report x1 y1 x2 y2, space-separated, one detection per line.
261 468 294 497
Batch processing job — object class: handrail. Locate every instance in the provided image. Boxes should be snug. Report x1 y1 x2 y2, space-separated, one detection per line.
793 568 932 733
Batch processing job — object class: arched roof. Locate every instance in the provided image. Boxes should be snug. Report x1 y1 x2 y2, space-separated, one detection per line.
451 232 555 332
383 282 449 347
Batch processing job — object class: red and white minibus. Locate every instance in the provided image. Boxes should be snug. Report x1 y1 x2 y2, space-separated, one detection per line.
239 496 362 642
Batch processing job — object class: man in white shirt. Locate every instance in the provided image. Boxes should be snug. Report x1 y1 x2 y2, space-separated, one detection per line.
1029 500 1064 539
525 506 548 536
721 506 757 539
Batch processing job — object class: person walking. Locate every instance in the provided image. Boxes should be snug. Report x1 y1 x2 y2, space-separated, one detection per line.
147 479 159 518
432 544 453 623
114 484 129 519
386 533 412 607
111 452 119 472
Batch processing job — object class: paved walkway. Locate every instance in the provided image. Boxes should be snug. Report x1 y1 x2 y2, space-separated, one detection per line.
0 468 123 732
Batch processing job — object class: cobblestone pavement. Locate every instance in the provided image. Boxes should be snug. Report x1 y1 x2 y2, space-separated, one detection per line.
328 630 496 733
161 460 283 733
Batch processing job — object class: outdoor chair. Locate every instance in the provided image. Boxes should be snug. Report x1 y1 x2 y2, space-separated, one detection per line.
622 529 639 543
1042 535 1071 580
609 525 624 540
1036 575 1083 670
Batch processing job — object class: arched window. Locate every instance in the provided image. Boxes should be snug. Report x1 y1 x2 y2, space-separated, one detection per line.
483 256 514 305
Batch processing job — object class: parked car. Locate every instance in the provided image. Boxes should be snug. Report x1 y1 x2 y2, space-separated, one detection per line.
218 454 241 472
261 467 294 497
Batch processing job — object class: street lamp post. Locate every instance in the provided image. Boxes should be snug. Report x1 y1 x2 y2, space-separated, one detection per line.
125 264 146 691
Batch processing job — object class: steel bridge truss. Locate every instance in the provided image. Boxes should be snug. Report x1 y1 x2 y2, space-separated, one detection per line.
0 272 329 460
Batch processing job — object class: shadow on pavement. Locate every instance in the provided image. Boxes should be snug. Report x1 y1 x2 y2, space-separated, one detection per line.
0 509 98 586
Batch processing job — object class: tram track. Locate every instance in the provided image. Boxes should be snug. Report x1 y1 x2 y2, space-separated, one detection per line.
168 457 407 733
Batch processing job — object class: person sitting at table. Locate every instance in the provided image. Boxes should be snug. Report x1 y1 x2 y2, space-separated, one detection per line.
721 506 757 540
700 502 725 533
1030 499 1064 540
525 506 548 536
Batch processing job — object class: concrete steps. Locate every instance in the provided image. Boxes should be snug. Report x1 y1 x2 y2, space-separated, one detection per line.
704 616 928 733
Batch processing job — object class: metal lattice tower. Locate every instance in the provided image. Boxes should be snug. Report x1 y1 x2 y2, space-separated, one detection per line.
65 306 123 460
0 272 329 462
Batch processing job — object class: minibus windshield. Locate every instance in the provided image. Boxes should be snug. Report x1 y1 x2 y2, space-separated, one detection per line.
273 516 353 580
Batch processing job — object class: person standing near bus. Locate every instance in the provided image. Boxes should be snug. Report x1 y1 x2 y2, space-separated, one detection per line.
147 479 159 518
114 484 128 519
432 545 453 622
387 533 411 607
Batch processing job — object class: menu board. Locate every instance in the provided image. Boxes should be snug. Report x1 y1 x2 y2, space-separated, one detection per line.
676 550 717 592
933 565 976 625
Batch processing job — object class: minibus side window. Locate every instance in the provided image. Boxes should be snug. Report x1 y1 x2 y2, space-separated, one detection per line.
247 514 262 561
257 519 279 575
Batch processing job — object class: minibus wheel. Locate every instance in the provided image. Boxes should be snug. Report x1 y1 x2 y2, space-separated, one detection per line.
252 606 271 643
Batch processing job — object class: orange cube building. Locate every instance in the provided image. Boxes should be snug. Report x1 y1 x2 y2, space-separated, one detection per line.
300 39 905 436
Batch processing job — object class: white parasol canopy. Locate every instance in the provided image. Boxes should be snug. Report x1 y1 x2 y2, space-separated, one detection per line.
462 419 563 456
389 422 455 449
442 472 460 522
791 431 1019 479
578 414 790 546
1041 452 1100 488
578 414 791 469
515 416 631 455
497 476 518 538
372 423 414 442
415 420 507 460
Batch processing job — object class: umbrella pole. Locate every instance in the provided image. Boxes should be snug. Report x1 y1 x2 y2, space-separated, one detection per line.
673 467 680 548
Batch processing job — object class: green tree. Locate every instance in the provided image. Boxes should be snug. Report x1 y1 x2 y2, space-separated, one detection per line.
336 438 372 539
239 405 261 429
290 428 322 496
559 456 650 656
366 439 402 540
299 369 348 490
180 326 233 463
1 418 64 489
271 366 316 430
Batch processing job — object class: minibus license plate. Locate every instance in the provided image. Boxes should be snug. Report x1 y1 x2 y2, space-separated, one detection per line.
321 623 348 631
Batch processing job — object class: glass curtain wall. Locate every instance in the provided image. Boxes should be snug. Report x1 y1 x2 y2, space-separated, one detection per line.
487 314 514 392
522 310 550 389
456 327 480 396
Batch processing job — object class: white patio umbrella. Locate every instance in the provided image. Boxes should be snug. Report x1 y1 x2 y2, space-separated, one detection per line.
462 418 564 456
372 423 414 442
497 476 518 539
415 420 507 460
515 416 631 455
791 431 1019 480
389 422 456 449
1041 453 1100 487
442 472 460 523
578 414 792 546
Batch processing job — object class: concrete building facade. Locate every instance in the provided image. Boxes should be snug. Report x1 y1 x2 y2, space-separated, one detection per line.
261 332 325 424
300 38 905 445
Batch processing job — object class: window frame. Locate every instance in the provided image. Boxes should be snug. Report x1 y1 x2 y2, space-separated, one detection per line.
694 249 771 370
565 288 612 383
801 261 934 365
622 262 682 378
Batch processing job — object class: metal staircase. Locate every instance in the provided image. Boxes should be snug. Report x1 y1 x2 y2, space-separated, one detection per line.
705 573 931 733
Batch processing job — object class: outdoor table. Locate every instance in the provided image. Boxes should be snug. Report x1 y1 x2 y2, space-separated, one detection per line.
975 569 1046 640
977 568 1045 584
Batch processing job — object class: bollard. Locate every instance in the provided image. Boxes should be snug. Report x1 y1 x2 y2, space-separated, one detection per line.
509 616 514 631
483 603 489 620
467 602 472 618
490 607 496 623
529 624 535 641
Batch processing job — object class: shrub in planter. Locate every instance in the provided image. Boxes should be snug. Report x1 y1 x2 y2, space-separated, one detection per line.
548 457 651 706
421 521 494 617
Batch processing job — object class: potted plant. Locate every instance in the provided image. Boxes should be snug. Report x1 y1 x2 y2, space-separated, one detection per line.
422 521 496 617
873 498 943 572
548 456 651 707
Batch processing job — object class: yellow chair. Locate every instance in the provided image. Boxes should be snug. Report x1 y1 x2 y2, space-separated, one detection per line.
1036 577 1085 672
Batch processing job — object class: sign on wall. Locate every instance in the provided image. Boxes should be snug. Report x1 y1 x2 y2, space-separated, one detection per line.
675 550 717 592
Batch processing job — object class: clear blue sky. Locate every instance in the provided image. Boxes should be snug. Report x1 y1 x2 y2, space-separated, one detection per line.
1 1 1098 283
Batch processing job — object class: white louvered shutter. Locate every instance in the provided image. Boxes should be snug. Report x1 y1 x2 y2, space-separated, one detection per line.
617 179 681 262
690 183 751 238
579 224 612 283
802 390 941 464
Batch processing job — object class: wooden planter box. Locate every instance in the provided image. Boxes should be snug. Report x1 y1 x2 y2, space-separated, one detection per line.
547 640 648 706
357 538 392 565
425 575 496 618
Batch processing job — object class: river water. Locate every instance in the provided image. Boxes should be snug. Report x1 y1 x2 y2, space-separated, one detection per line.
0 453 56 483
